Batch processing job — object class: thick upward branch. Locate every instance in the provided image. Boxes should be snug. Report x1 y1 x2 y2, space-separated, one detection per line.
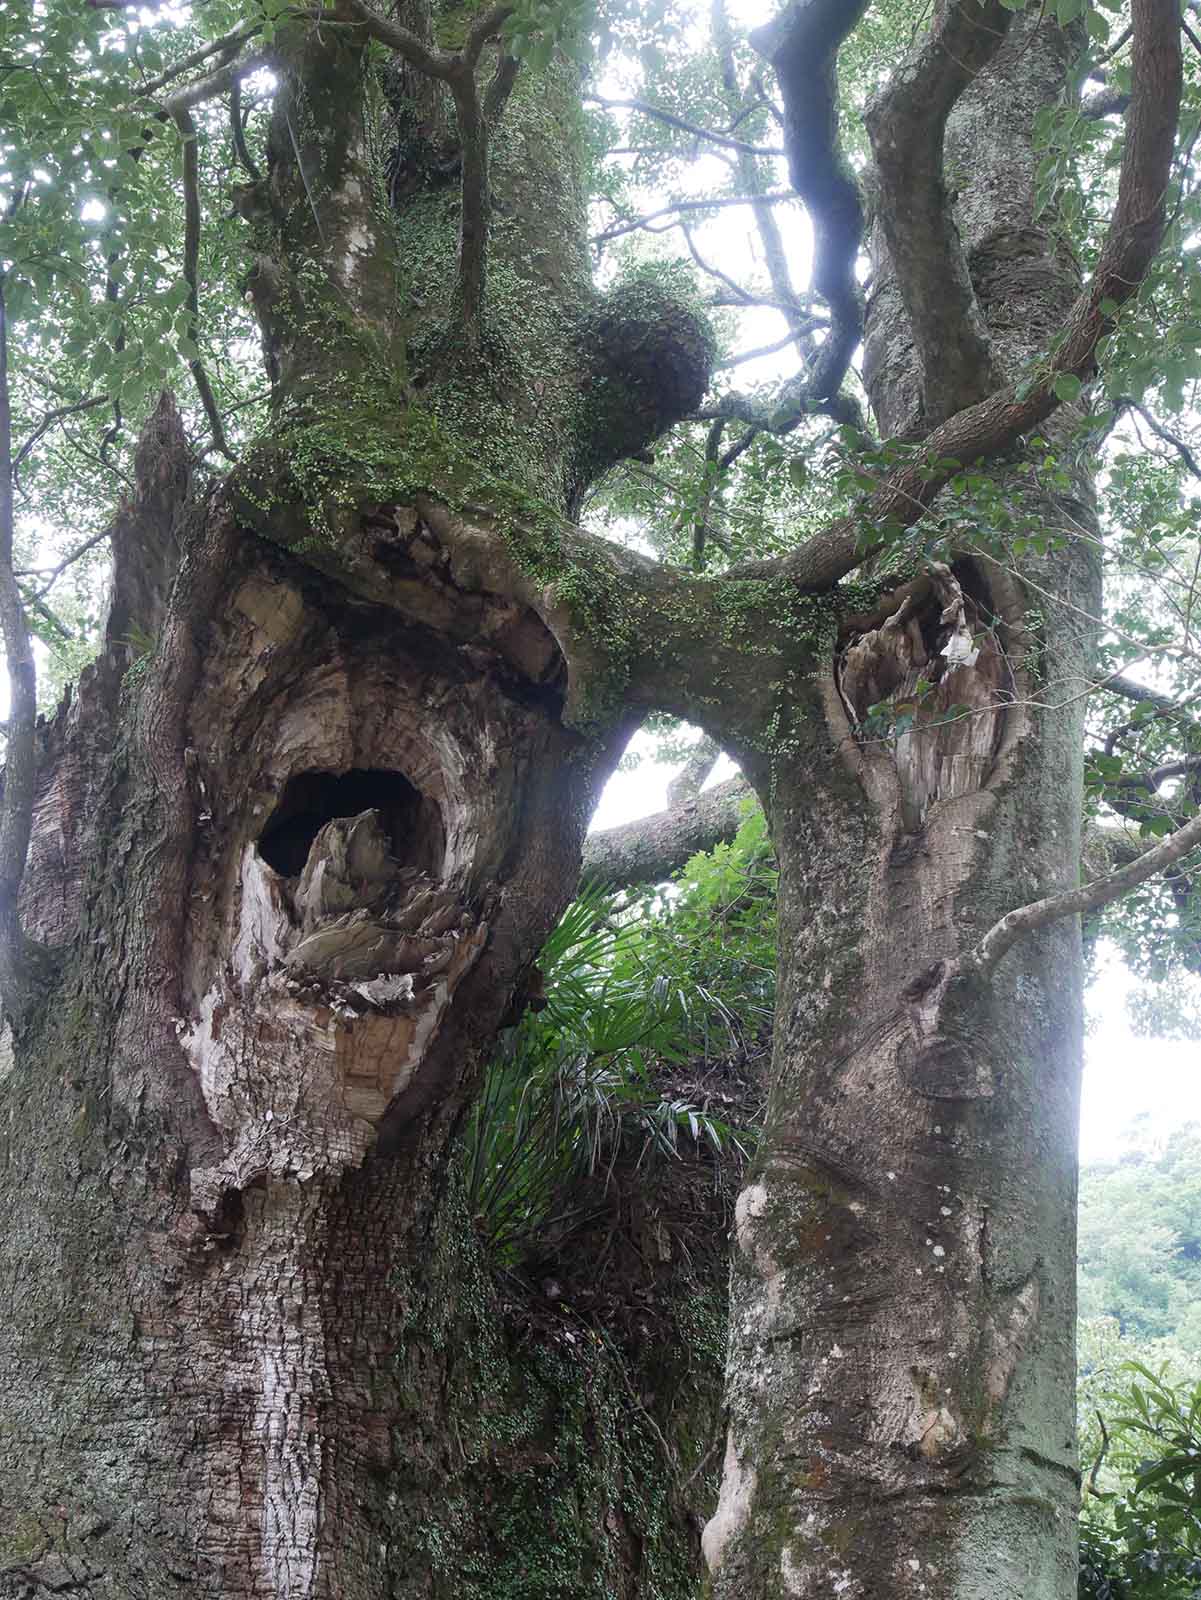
750 0 866 403
864 0 1009 420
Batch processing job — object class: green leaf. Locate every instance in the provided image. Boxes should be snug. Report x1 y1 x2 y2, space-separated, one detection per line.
1052 372 1083 403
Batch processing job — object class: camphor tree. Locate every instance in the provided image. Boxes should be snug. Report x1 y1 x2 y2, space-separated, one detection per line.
0 0 1199 1594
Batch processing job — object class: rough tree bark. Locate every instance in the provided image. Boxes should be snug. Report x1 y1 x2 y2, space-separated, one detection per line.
0 0 1184 1598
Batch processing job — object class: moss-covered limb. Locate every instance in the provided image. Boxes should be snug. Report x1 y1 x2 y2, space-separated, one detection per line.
225 390 894 742
569 264 716 509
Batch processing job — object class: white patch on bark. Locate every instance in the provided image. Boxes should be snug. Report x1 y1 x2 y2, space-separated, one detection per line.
702 1431 758 1573
734 1180 776 1271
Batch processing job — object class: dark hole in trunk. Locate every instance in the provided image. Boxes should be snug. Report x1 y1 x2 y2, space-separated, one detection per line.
257 768 445 878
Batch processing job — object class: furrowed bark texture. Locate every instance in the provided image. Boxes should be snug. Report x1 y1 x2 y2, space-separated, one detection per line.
703 16 1096 1599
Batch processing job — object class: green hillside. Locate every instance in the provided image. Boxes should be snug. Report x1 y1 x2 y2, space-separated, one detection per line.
1079 1125 1201 1358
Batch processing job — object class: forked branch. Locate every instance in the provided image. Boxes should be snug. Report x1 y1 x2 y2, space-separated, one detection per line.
328 0 514 342
864 0 1009 419
762 0 1183 592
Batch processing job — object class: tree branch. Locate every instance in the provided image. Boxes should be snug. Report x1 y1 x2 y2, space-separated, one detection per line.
582 776 752 889
713 0 817 369
230 78 262 182
586 92 784 157
445 57 493 347
166 102 233 460
969 806 1201 978
667 736 722 806
762 0 1182 592
591 191 796 247
313 0 455 79
864 0 1009 420
137 22 262 98
0 276 48 1017
1117 396 1201 477
750 0 867 403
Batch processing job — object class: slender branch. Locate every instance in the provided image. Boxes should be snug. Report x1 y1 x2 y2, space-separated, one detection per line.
1117 396 1201 477
715 332 813 368
30 526 113 601
137 22 262 98
683 223 763 308
969 806 1201 978
318 0 456 79
586 93 785 157
864 0 1009 420
167 104 234 460
12 394 108 478
591 191 796 247
1086 1412 1111 1497
230 78 262 182
708 290 819 313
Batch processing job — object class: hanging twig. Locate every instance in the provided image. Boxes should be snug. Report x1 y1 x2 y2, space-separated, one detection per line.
585 93 784 157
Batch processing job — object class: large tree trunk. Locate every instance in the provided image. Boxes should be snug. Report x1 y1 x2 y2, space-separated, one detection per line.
702 18 1094 1599
0 17 717 1596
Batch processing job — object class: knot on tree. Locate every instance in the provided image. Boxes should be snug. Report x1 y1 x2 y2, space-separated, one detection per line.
571 270 716 503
